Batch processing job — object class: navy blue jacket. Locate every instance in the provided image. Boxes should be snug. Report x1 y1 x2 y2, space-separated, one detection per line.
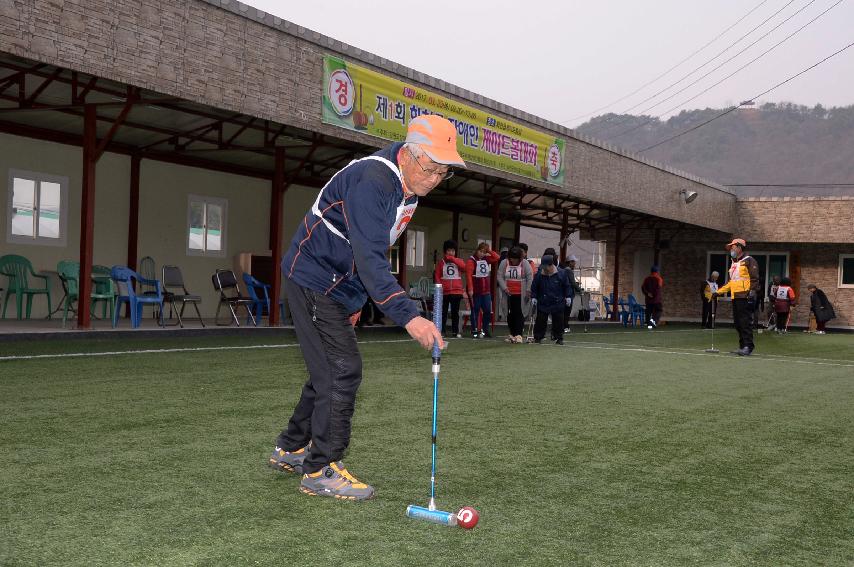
531 268 571 314
282 143 420 327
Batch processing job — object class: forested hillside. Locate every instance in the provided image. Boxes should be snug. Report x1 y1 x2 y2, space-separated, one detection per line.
575 103 854 196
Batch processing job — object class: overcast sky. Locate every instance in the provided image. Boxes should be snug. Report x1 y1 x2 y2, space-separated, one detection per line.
241 0 853 128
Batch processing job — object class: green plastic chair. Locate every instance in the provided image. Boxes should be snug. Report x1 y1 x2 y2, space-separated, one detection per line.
0 254 52 320
56 261 117 327
91 264 116 320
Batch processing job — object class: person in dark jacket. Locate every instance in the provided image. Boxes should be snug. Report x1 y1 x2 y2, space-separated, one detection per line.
269 115 464 501
807 284 835 334
530 255 571 344
561 255 584 330
641 266 664 328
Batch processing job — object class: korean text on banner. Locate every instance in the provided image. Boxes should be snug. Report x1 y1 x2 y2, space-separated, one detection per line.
322 56 565 186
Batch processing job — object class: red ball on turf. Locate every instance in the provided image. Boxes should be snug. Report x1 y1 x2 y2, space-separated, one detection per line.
456 506 479 529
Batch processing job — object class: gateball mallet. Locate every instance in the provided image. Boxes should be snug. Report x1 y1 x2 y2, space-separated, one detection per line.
405 284 478 528
705 297 720 353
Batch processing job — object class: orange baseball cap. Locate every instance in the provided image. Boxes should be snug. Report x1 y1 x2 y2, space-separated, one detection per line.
405 115 467 168
725 238 747 250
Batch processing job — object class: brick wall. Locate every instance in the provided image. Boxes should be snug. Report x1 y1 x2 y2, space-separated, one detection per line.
0 0 736 232
738 198 854 244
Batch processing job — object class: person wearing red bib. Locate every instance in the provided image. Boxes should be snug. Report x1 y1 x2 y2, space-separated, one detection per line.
772 276 796 333
434 239 467 338
497 246 534 343
466 242 500 338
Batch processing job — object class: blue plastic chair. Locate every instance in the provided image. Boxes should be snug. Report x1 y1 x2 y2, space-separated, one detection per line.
242 273 270 326
111 266 164 328
617 297 631 327
603 293 614 319
628 294 645 327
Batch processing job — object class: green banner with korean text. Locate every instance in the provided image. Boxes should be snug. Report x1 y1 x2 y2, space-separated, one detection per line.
322 55 565 186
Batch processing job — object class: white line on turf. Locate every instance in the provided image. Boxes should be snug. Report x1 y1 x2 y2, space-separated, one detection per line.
2 336 851 369
565 337 854 365
549 341 854 368
0 339 412 362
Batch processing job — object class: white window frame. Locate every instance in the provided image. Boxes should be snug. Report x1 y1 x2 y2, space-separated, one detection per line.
387 246 400 275
186 194 227 257
6 169 69 247
406 226 426 268
839 254 854 289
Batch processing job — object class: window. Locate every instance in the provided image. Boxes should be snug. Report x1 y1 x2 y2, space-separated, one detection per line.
6 169 68 246
840 255 854 288
477 236 492 249
406 227 426 268
187 195 227 256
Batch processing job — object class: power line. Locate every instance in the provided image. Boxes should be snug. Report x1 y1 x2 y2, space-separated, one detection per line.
607 0 842 141
562 0 771 124
637 39 854 152
585 0 799 136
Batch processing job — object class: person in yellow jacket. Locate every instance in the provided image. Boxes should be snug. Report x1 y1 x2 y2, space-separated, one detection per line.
715 238 761 356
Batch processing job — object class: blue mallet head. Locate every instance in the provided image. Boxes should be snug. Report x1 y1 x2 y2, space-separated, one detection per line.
405 505 457 527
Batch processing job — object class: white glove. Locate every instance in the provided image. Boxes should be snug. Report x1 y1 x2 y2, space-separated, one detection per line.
531 298 537 307
565 298 572 306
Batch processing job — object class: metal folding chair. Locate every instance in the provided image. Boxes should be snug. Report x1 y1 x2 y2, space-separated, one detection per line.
211 269 256 327
162 265 204 328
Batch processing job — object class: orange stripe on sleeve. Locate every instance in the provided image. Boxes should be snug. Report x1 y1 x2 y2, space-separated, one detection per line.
289 218 324 277
375 290 406 305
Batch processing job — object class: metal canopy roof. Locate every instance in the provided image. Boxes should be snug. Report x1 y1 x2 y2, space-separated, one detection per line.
0 52 681 236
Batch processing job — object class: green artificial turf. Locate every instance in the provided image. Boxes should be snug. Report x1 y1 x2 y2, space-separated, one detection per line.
1 326 853 566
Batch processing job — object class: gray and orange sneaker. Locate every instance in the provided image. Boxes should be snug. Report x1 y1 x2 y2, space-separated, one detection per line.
268 445 308 474
299 461 375 501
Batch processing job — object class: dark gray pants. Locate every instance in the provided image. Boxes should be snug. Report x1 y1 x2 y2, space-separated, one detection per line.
276 279 362 474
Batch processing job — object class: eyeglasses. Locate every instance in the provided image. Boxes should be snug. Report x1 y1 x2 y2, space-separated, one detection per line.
408 147 454 181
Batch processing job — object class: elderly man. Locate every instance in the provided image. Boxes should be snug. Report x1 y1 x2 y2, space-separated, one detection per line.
715 238 761 355
701 271 720 328
269 115 464 500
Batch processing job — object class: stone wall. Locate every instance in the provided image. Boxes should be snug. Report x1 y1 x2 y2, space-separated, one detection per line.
738 197 854 244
